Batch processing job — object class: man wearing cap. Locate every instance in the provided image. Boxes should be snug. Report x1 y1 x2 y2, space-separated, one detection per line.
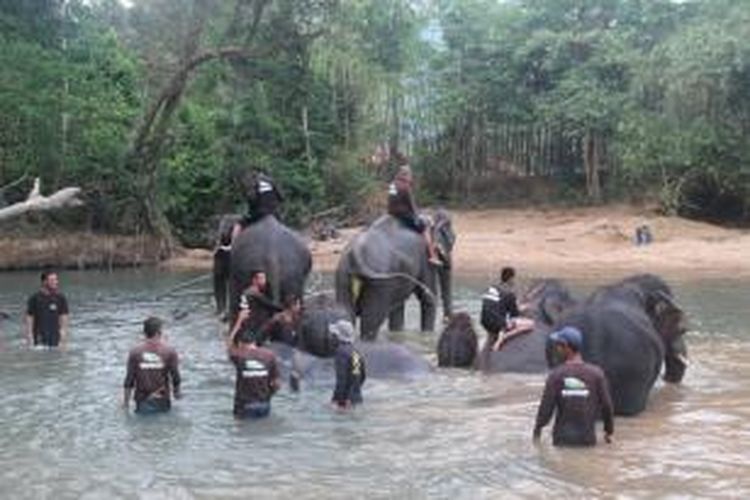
533 326 614 447
123 317 182 414
387 164 442 266
330 320 366 409
227 326 281 419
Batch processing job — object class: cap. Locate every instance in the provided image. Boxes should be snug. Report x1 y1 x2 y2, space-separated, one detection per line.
549 326 583 351
329 319 355 343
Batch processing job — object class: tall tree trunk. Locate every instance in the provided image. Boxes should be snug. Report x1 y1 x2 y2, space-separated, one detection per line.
584 130 602 202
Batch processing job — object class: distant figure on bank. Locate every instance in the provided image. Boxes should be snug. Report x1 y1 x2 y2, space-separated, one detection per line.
228 270 282 344
533 327 614 447
479 266 534 351
123 317 182 414
227 329 280 419
26 270 69 348
330 320 366 410
387 164 442 266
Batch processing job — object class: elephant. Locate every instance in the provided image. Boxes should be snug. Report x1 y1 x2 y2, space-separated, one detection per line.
212 213 241 316
335 209 455 341
268 293 431 390
549 273 688 416
228 214 312 322
437 312 478 368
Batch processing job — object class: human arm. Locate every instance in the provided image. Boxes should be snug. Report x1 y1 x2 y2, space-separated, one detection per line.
598 373 615 443
331 350 352 408
122 352 137 409
269 356 281 394
228 309 249 347
25 295 35 346
169 350 182 400
533 374 558 441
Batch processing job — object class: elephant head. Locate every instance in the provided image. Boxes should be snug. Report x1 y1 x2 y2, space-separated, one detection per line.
431 208 456 318
437 312 478 368
623 274 688 384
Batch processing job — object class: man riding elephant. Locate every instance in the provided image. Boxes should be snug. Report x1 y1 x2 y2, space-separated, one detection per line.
225 171 312 323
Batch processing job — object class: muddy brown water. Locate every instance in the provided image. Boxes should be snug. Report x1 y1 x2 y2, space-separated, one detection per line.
0 269 749 499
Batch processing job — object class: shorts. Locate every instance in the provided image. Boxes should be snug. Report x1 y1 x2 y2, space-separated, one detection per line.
235 401 271 419
135 398 171 414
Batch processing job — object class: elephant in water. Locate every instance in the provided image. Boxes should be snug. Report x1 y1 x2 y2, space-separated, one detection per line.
335 209 456 340
227 215 312 321
269 294 431 390
551 274 688 416
437 312 478 368
432 280 576 372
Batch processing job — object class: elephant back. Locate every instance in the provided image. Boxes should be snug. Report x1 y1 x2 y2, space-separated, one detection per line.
349 215 427 276
298 294 349 358
230 215 312 307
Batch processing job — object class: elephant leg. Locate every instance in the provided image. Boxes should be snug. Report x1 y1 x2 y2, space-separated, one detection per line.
388 303 406 332
415 284 437 332
358 282 392 341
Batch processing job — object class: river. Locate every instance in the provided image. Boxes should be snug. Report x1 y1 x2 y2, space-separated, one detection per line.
0 269 749 499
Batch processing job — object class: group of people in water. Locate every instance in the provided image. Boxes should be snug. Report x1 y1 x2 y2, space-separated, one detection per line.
13 163 615 447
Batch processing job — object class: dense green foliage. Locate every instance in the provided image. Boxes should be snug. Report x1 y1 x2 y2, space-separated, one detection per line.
1 0 749 246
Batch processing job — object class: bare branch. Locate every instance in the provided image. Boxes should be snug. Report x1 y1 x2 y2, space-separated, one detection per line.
0 178 83 222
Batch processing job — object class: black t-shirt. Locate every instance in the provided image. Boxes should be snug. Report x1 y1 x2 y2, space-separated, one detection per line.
534 361 615 446
27 290 69 346
480 283 519 335
332 343 366 406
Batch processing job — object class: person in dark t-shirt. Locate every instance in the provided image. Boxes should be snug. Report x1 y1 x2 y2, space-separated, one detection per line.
228 270 282 345
329 320 366 409
480 267 535 351
26 270 69 348
123 317 182 414
227 328 281 419
533 327 614 447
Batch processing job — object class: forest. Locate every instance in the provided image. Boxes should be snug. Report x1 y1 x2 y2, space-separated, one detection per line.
1 0 748 249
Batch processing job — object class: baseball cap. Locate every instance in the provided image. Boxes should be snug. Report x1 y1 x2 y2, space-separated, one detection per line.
329 319 355 343
549 326 583 351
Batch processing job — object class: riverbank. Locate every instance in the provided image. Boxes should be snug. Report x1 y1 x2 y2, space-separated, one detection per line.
167 205 750 280
2 206 748 279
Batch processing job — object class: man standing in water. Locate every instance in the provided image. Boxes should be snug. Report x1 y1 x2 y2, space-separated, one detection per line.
533 327 614 446
26 270 69 349
123 317 182 414
227 328 281 419
330 320 366 410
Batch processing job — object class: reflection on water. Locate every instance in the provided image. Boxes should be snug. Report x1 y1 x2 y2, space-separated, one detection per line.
1 269 750 498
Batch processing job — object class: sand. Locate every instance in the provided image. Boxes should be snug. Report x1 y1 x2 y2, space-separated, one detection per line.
164 205 750 281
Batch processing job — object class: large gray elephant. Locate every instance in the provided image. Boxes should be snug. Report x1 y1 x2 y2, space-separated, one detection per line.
269 294 431 389
433 280 577 372
228 215 312 321
335 209 455 340
550 274 688 416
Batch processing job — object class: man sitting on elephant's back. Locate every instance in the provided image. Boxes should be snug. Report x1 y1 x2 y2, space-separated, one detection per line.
232 172 284 240
387 164 442 266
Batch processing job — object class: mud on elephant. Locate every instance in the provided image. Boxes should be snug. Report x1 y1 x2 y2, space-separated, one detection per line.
335 209 455 340
549 274 688 416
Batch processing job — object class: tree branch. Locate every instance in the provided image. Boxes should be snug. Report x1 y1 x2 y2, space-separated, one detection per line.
0 178 83 222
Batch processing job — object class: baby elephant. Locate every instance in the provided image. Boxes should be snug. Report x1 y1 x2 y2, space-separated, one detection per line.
437 312 478 368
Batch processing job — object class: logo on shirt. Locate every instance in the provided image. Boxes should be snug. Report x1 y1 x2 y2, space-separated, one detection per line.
140 352 164 370
49 303 58 312
561 377 590 398
258 180 273 193
388 183 397 195
351 352 362 377
243 359 269 378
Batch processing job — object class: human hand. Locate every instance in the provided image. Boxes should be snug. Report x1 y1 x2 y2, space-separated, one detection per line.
604 433 613 444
